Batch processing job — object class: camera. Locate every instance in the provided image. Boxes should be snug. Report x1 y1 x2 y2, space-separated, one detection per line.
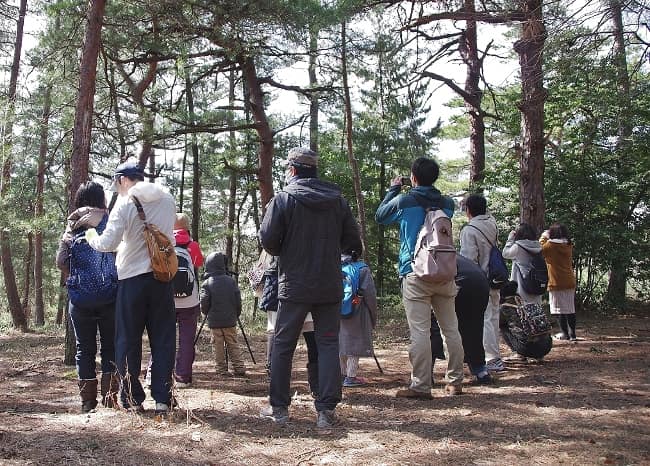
400 176 412 187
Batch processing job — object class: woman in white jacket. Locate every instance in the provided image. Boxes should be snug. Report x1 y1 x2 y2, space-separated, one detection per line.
502 223 544 305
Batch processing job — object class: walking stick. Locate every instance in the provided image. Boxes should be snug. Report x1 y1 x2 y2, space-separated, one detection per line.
372 349 384 374
237 317 256 364
194 312 208 346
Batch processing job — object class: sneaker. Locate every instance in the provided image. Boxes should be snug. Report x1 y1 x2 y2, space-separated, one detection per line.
316 410 336 428
553 332 569 341
395 388 432 400
486 358 505 372
343 376 367 387
503 352 526 362
154 402 170 414
175 381 191 389
570 336 578 342
444 384 463 396
260 405 289 424
475 372 494 385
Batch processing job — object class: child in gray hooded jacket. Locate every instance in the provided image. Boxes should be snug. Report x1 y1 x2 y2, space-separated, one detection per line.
200 252 246 376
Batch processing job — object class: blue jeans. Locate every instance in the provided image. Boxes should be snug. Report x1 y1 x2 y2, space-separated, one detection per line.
69 302 116 380
270 300 341 412
115 273 176 407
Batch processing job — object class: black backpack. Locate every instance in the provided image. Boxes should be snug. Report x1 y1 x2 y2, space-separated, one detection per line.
172 245 195 298
468 225 509 289
518 245 549 295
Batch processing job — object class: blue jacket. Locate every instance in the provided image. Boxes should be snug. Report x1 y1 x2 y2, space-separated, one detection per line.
375 185 455 276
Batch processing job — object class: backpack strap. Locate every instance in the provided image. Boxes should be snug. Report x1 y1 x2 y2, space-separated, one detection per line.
131 195 147 223
467 224 496 247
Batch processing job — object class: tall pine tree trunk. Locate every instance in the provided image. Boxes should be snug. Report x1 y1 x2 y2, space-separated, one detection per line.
225 69 238 263
514 0 547 234
308 26 319 152
184 67 201 240
460 0 486 191
341 21 368 260
606 0 631 304
1 230 27 331
65 0 106 365
241 55 274 212
1 0 27 195
21 231 33 320
34 83 52 326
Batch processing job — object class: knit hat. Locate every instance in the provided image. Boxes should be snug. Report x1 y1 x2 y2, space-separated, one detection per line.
286 147 318 167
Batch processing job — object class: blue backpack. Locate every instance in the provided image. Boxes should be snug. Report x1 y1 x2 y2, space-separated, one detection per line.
341 261 367 319
468 225 509 289
66 215 118 307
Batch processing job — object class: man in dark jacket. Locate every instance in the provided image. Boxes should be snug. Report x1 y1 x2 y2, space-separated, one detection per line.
200 252 245 376
259 147 362 428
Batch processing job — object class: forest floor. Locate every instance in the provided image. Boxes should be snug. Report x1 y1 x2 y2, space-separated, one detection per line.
0 308 649 466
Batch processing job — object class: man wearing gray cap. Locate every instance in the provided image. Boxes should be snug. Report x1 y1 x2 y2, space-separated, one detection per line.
85 161 177 414
259 147 362 428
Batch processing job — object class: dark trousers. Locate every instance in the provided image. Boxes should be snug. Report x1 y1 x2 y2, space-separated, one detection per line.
175 305 199 383
267 329 319 395
69 301 116 380
115 273 176 407
270 300 341 412
430 297 486 375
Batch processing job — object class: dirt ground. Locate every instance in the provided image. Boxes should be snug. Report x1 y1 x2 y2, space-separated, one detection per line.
0 311 649 466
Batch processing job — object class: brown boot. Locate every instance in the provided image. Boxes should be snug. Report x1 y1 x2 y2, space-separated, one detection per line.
79 379 98 413
100 372 119 408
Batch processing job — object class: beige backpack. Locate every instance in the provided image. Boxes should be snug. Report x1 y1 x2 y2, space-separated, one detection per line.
412 208 457 283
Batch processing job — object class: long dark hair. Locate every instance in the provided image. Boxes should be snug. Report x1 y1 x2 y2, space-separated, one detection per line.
548 222 572 244
514 222 537 241
74 181 106 210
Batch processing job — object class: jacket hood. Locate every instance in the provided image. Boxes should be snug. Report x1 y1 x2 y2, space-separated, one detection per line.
66 207 106 232
516 239 543 253
174 229 192 246
283 178 341 211
128 182 170 203
407 186 446 207
204 252 228 277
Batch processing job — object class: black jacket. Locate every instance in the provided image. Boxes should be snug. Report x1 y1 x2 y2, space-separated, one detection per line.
200 252 241 328
259 177 362 304
259 257 279 312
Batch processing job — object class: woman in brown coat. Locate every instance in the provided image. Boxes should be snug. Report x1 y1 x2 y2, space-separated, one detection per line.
540 223 577 341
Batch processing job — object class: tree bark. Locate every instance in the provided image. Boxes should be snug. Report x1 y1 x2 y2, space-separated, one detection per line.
460 0 486 190
184 67 201 239
308 26 319 152
67 0 106 210
0 0 27 195
225 70 237 263
66 0 106 363
606 0 632 304
34 83 52 326
21 231 33 320
341 21 368 260
240 55 274 212
1 230 27 331
514 0 547 234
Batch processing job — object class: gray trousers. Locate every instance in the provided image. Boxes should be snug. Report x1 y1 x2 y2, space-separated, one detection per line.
270 300 341 412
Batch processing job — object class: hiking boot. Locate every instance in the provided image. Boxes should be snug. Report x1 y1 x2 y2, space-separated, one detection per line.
444 384 463 396
175 381 191 389
260 405 289 424
395 388 432 400
553 332 569 341
154 402 170 414
343 376 367 387
486 358 505 372
316 410 337 428
79 379 98 413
